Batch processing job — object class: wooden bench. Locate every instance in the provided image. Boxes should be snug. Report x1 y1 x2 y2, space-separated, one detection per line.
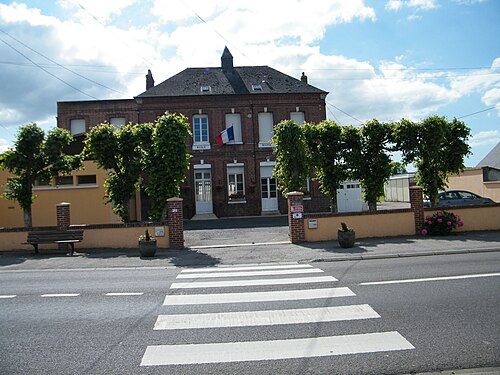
24 229 84 256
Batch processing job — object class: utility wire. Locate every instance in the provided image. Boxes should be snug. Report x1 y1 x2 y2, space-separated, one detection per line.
0 37 99 100
326 102 363 124
176 0 256 65
74 1 154 67
0 29 124 95
457 107 497 119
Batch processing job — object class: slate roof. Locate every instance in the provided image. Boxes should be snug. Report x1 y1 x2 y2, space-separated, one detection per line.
135 66 327 98
476 141 500 169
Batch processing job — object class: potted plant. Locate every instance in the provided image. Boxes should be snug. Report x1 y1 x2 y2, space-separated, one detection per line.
138 229 157 257
338 222 355 248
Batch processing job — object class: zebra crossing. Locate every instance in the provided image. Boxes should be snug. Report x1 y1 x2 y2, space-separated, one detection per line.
140 263 414 367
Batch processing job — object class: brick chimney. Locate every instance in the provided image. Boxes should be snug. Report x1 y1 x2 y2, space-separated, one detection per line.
146 69 154 90
301 72 308 84
221 46 234 72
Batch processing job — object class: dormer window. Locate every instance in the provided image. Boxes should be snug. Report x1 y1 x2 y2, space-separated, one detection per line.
201 85 211 92
252 84 262 91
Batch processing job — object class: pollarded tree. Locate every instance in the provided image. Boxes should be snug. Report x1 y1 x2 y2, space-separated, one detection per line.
394 116 471 206
0 123 82 227
272 120 310 195
304 120 348 213
141 113 191 222
84 123 143 223
343 120 394 211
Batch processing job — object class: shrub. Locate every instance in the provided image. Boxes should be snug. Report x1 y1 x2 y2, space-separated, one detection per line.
421 211 463 236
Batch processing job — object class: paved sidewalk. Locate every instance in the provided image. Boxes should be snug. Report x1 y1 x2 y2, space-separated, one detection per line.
0 230 499 271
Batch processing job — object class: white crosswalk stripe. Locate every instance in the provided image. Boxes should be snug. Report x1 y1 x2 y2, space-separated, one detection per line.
163 287 355 305
141 263 415 367
141 331 415 366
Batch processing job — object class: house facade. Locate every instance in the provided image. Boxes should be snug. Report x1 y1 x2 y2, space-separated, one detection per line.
56 47 330 220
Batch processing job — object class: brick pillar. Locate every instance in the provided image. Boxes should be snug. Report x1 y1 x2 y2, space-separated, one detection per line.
287 192 305 243
167 197 184 249
410 186 424 235
56 202 71 250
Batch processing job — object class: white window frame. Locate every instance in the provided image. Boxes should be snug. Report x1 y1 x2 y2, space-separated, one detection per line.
225 113 242 144
70 119 86 136
227 163 245 203
258 112 274 148
193 115 211 150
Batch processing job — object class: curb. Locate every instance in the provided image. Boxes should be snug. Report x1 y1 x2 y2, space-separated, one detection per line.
307 247 500 263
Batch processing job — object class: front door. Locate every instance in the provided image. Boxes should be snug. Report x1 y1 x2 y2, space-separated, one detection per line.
261 176 278 212
195 170 213 214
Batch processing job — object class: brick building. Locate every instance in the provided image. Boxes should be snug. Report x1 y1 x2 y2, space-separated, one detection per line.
57 47 329 219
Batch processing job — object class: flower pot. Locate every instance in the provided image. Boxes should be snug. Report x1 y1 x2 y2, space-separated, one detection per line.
138 240 157 257
338 230 355 248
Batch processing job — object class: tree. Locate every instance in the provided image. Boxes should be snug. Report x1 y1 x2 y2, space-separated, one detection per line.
304 120 348 212
0 123 82 227
84 123 143 223
394 116 471 206
141 113 191 222
343 120 394 211
272 120 310 195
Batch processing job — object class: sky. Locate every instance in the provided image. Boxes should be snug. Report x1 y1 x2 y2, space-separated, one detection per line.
0 0 499 167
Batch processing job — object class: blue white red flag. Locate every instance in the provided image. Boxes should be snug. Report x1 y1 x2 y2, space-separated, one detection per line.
215 126 235 145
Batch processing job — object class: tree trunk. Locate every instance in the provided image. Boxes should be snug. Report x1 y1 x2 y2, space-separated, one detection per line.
368 201 377 211
122 198 130 223
23 206 32 228
330 195 338 213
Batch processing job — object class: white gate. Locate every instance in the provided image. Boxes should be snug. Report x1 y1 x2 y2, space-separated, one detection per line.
336 181 364 212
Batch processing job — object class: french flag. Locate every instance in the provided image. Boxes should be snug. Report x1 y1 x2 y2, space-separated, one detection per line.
215 126 235 145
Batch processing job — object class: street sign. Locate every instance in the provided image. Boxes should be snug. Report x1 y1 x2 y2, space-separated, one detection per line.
291 205 303 212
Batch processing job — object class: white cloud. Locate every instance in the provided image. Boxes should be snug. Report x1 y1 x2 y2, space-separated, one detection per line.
0 138 12 153
386 0 437 11
482 88 500 115
469 130 500 147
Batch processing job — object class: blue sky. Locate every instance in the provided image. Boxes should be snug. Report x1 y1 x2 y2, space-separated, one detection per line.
0 0 498 166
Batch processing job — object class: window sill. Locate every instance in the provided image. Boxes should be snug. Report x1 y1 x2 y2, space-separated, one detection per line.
228 200 247 204
33 184 99 191
192 143 211 150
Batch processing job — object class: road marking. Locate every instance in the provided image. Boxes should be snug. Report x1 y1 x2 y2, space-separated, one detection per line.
170 276 337 289
180 264 312 273
154 304 380 330
360 272 500 286
164 287 355 305
140 331 414 366
41 293 80 297
0 295 17 299
176 268 323 279
105 292 144 296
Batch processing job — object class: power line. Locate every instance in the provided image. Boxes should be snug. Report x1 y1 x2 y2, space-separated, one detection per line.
0 37 99 100
326 102 363 124
0 29 124 95
176 0 256 65
0 60 144 75
73 1 154 68
457 107 497 119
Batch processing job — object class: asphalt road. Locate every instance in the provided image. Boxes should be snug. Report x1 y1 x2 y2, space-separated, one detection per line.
0 252 498 374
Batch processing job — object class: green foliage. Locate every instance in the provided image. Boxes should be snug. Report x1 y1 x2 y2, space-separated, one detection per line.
84 123 143 223
304 120 348 212
141 113 191 222
0 123 82 227
272 120 309 195
422 210 463 236
394 116 471 206
343 120 394 211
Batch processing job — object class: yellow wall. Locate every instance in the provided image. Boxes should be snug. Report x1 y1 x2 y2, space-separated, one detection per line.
305 211 415 241
447 168 500 202
0 225 169 251
0 161 121 227
428 205 500 232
